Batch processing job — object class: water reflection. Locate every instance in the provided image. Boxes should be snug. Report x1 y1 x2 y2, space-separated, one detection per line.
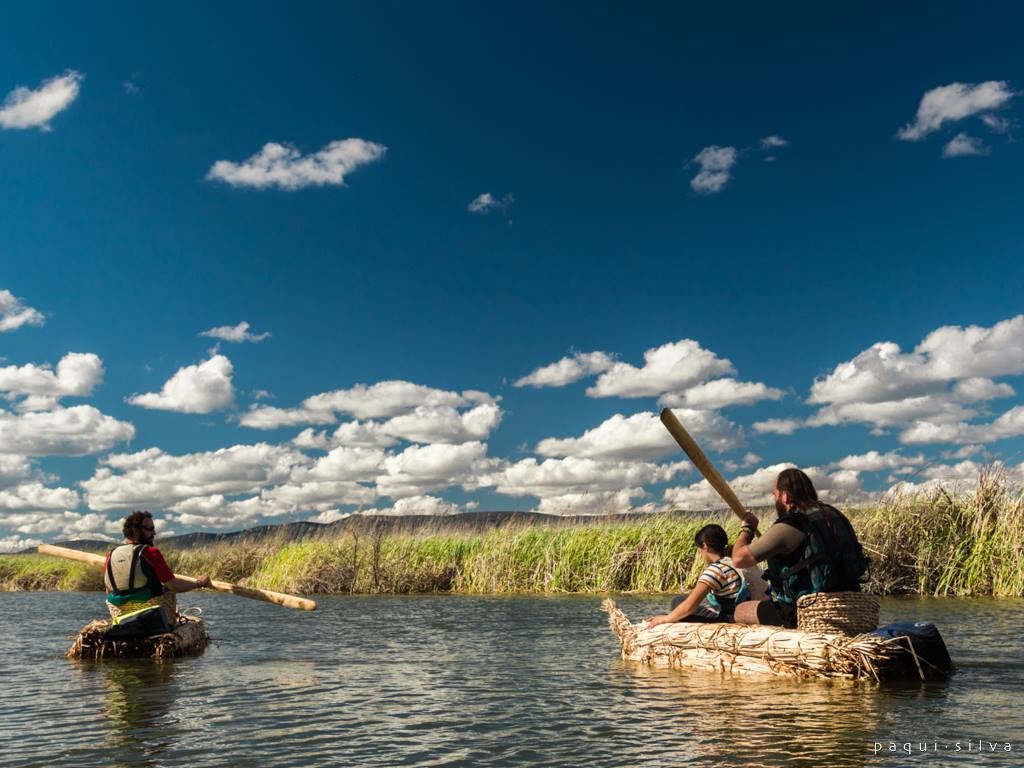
95 660 178 766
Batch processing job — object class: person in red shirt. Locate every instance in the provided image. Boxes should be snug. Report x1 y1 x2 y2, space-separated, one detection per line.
103 510 211 619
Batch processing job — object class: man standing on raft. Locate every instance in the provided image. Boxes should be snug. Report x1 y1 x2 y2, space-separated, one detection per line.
104 510 211 619
730 468 868 628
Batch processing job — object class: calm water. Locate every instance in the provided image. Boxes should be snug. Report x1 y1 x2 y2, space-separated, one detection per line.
0 593 1021 768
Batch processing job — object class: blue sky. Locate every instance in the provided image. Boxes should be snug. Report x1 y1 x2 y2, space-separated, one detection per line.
2 3 1023 549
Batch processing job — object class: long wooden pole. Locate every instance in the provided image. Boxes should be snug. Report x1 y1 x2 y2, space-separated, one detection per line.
660 408 750 523
37 543 317 612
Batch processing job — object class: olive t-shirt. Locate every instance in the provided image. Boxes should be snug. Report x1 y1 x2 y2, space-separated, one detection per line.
747 520 806 562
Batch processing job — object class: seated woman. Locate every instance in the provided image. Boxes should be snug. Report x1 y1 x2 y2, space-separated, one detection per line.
645 524 751 628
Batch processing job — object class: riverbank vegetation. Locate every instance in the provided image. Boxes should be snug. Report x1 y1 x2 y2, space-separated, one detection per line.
3 472 1022 597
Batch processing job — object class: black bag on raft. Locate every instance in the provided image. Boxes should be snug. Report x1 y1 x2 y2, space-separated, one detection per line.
870 621 954 679
104 606 174 640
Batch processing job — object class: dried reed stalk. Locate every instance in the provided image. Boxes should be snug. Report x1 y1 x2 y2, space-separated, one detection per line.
602 599 900 680
67 616 209 660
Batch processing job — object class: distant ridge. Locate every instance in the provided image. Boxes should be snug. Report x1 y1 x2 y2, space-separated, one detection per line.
28 508 759 554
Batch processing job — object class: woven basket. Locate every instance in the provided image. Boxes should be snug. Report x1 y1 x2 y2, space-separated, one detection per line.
797 592 879 635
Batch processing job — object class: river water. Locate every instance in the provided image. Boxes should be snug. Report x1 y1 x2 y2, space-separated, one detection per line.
0 593 1020 768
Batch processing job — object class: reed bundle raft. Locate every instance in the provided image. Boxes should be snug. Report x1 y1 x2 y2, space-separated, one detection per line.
602 599 907 680
67 616 209 660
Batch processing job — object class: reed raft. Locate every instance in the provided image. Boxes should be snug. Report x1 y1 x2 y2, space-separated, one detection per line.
67 616 209 660
602 599 903 680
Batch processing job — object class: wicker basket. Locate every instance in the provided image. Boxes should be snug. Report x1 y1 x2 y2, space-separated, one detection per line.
797 591 879 635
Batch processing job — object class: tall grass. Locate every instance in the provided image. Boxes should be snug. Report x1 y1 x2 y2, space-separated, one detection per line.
4 472 1023 597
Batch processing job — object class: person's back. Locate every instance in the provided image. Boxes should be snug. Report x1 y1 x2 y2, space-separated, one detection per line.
730 468 868 627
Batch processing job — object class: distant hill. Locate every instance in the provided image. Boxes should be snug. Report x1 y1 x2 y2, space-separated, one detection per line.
28 507 765 554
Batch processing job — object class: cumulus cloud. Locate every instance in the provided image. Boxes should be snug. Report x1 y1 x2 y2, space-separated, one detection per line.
898 81 1015 141
690 145 737 194
900 405 1024 445
0 353 103 409
535 409 739 462
942 133 989 158
514 351 615 388
663 462 869 510
981 114 1013 134
242 380 498 431
206 138 386 191
587 340 735 399
382 495 464 516
0 535 43 553
0 70 82 130
0 290 45 332
0 481 80 512
128 354 235 414
759 135 788 148
467 192 514 214
658 378 784 410
376 441 494 499
827 450 926 473
806 315 1024 442
82 443 310 511
200 321 270 343
752 418 802 435
0 406 134 456
493 456 685 499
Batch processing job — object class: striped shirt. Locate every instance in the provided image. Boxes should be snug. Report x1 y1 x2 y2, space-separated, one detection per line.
697 560 745 598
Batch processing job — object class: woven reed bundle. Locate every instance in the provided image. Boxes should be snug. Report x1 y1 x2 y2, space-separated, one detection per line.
797 592 880 635
67 616 209 660
602 599 900 680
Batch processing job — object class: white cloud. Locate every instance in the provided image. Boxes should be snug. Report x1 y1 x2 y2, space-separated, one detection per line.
690 145 737 194
128 354 235 414
379 403 503 444
386 495 464 516
82 443 310 511
587 339 735 399
0 70 82 130
200 321 270 343
807 315 1024 440
514 351 615 388
206 138 386 191
942 133 989 158
0 454 33 489
759 135 788 148
240 406 336 430
658 378 784 410
0 406 134 456
467 192 514 214
0 290 45 332
981 114 1013 134
493 456 686 498
898 81 1016 141
828 450 925 473
242 382 502 447
900 405 1024 445
663 462 869 510
0 535 43 553
377 441 493 499
752 418 802 435
534 488 651 516
535 409 739 462
0 481 79 512
0 353 103 406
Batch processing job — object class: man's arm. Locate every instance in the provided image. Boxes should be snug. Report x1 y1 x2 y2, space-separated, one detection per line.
732 517 805 568
145 547 211 592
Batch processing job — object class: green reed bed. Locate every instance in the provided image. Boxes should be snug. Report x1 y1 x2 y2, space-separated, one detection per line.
855 469 1024 597
5 472 1023 597
0 554 102 591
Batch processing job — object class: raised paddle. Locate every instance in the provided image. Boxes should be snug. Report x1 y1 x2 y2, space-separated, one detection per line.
37 543 317 611
660 408 756 531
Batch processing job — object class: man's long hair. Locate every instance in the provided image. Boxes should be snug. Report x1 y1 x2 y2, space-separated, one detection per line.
776 468 820 511
122 510 153 540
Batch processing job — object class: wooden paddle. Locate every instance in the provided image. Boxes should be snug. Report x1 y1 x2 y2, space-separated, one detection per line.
37 543 317 611
659 408 755 530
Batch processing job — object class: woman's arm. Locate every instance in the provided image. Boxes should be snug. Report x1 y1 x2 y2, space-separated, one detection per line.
644 582 712 628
